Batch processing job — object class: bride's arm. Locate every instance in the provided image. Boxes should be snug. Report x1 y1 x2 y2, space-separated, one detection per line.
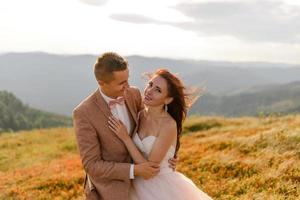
108 116 176 164
146 121 177 163
123 137 148 164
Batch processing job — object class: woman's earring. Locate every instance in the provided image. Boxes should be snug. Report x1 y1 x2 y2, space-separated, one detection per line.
165 104 168 112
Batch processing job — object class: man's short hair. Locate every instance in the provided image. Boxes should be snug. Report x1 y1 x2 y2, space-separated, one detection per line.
94 52 128 82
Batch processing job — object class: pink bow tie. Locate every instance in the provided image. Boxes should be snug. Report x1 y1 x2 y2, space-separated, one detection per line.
108 96 125 109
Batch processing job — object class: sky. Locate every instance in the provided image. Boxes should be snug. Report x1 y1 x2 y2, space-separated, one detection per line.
0 0 300 64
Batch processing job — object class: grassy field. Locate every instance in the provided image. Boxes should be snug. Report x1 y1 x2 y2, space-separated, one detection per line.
0 115 299 199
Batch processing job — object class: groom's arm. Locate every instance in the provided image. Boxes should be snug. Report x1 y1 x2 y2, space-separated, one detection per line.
73 108 130 181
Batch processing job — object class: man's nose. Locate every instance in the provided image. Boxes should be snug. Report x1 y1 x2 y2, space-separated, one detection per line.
124 81 129 88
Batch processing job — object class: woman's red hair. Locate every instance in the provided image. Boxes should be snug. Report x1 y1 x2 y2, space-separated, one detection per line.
152 69 199 158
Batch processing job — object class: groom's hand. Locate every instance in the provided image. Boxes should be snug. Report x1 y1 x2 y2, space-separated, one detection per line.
134 162 160 180
168 157 179 171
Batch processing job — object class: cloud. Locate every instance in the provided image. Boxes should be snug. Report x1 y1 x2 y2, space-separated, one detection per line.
110 14 161 24
173 0 300 43
109 0 300 44
79 0 108 6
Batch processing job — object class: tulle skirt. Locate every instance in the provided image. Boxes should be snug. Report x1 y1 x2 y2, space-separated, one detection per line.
129 171 213 200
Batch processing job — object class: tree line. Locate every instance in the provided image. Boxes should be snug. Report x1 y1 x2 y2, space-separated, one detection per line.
0 91 72 133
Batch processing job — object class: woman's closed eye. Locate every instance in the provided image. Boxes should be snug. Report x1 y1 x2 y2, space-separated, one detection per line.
148 81 161 93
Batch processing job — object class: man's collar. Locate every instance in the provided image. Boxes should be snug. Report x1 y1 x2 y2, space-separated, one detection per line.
99 88 114 104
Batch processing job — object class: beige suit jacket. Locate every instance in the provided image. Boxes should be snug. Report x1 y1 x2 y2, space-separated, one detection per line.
73 87 143 200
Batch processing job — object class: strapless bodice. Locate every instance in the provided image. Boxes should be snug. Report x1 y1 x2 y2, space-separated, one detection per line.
133 134 175 175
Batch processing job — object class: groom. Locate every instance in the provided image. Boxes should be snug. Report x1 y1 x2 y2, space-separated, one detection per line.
73 52 177 200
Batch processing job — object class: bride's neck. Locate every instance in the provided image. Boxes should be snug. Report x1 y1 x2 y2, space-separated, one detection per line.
144 105 166 119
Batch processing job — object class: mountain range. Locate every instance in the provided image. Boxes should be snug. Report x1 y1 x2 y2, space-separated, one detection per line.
1 52 300 116
191 80 300 116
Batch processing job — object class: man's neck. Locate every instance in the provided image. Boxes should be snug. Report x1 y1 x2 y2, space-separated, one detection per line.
100 87 117 99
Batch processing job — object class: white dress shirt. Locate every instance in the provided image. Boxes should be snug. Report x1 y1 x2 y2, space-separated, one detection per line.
100 89 135 179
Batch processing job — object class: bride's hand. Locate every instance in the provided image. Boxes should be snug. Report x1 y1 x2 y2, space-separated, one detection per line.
108 116 130 142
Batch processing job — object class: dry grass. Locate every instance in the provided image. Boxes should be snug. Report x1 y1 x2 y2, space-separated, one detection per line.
0 128 84 199
178 115 300 200
1 115 300 199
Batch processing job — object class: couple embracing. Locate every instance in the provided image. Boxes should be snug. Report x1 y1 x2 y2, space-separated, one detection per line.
73 52 212 200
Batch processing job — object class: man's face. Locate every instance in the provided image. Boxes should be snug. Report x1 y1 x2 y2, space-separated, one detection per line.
100 69 129 98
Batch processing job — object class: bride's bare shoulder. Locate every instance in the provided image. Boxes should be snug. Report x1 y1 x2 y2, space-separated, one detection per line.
160 115 177 136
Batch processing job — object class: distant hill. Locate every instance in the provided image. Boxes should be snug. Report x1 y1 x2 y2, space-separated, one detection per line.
1 52 300 115
192 81 300 116
0 90 72 132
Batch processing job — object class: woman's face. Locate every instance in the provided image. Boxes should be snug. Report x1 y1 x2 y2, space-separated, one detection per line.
143 75 172 107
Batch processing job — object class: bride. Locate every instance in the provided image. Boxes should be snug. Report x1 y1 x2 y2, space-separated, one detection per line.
108 69 213 200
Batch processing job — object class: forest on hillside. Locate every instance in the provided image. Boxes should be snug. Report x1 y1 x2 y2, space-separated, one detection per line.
0 91 72 133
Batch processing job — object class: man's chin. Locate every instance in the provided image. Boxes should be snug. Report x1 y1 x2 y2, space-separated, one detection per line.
118 91 126 97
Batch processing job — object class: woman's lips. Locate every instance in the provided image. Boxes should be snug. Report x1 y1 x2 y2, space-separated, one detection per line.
144 94 152 101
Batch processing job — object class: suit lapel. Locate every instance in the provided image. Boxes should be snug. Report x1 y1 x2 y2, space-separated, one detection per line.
124 90 139 137
124 90 138 125
94 88 112 119
94 88 139 137
132 110 143 138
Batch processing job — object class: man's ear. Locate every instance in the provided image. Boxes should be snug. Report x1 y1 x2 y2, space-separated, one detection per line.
98 80 105 87
165 97 174 105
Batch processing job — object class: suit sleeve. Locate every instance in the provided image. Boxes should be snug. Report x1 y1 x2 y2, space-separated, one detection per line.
73 108 130 181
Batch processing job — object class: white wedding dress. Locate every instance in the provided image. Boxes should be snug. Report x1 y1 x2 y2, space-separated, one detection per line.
129 134 213 200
